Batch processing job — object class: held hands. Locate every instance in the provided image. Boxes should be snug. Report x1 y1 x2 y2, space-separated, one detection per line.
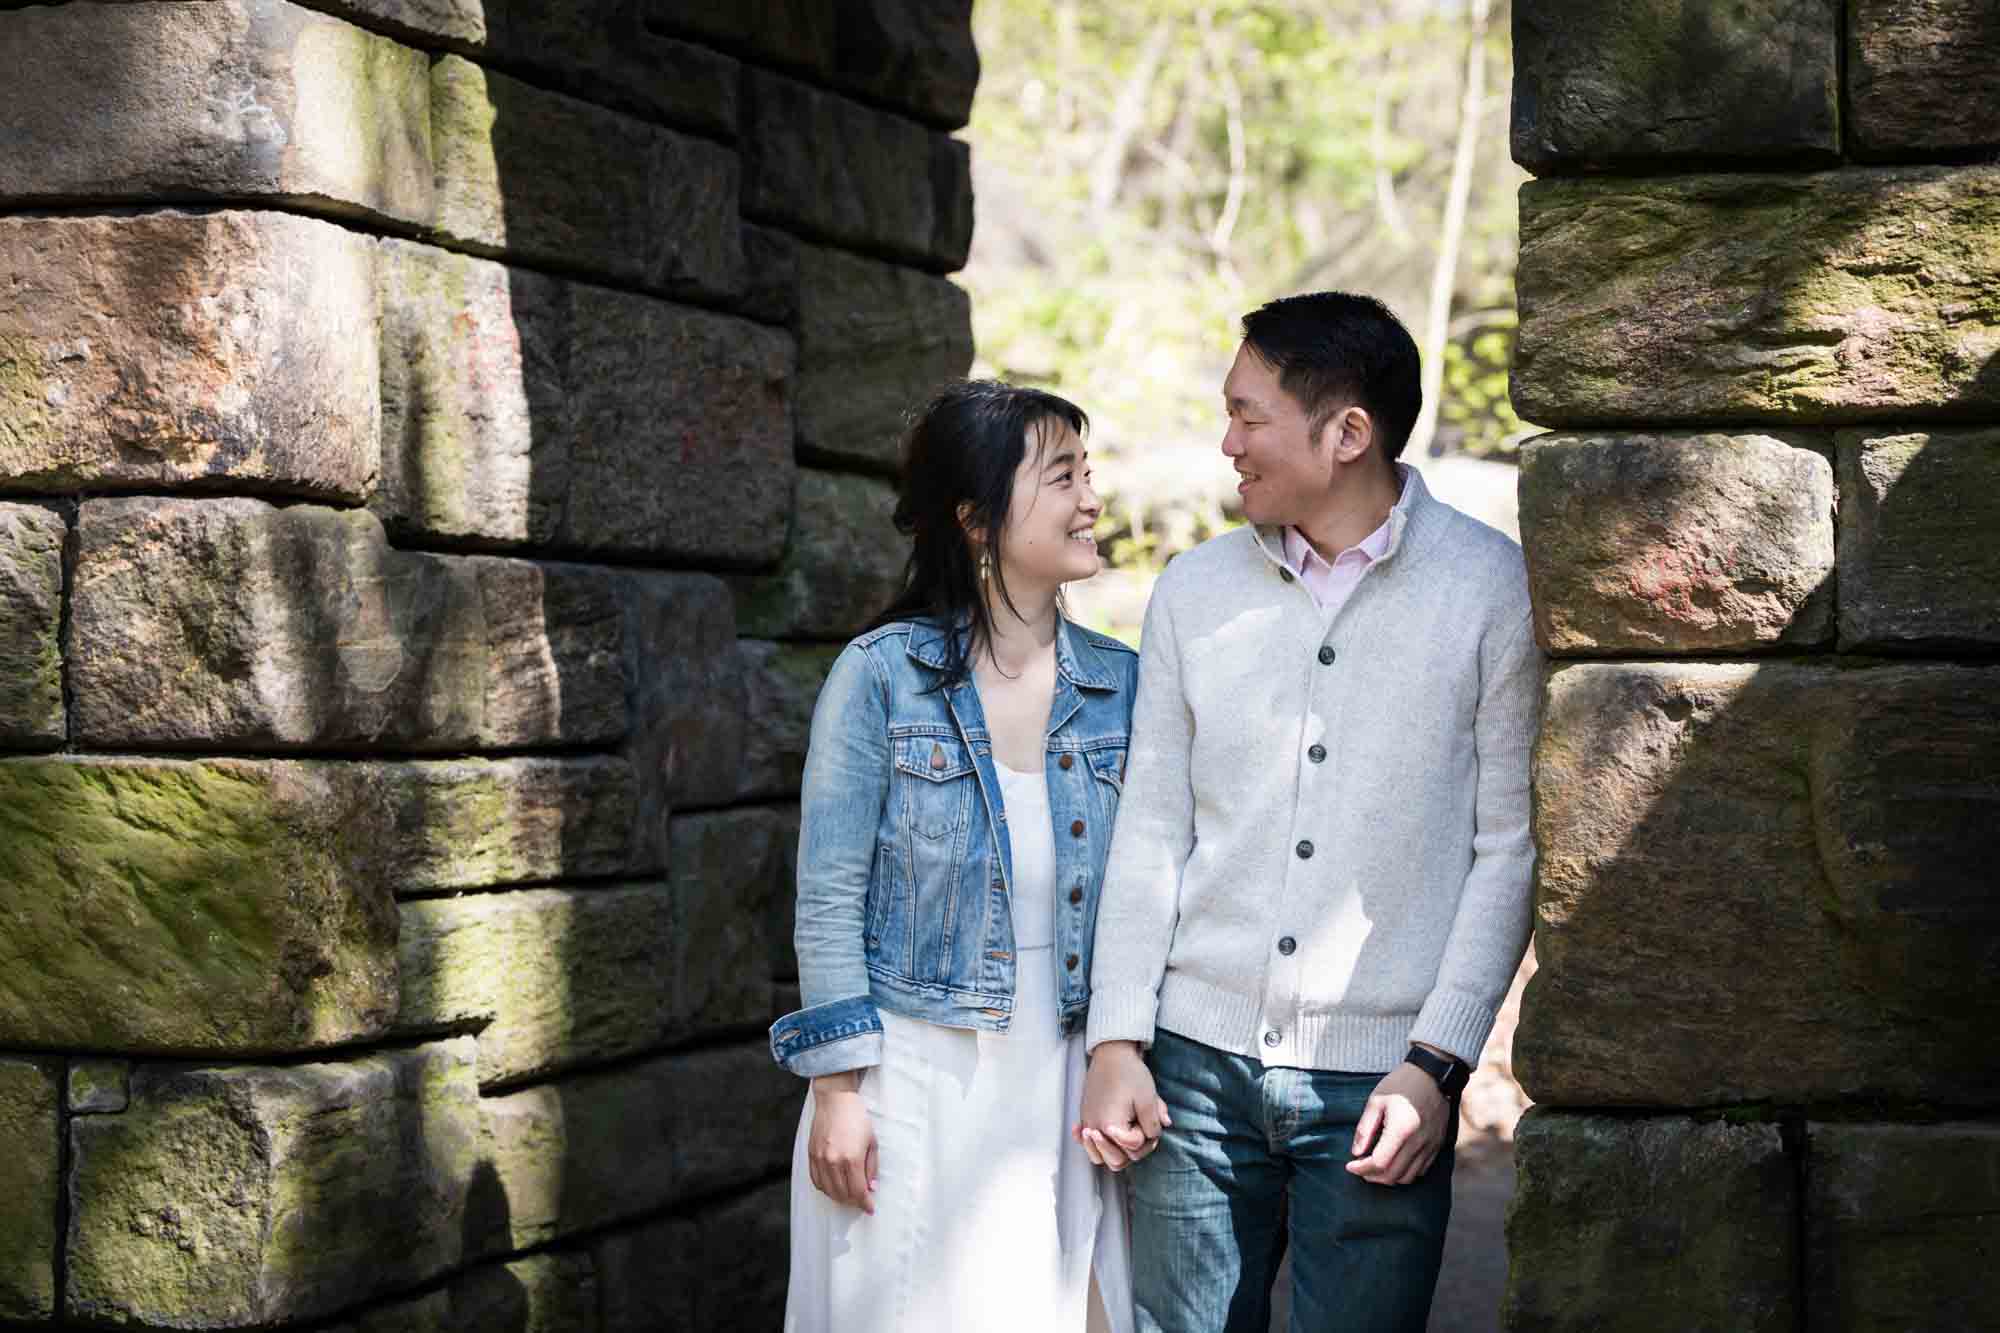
1074 1040 1171 1171
1347 1059 1450 1186
807 1071 878 1214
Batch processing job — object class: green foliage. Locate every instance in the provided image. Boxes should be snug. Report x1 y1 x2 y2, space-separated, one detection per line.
964 0 1527 575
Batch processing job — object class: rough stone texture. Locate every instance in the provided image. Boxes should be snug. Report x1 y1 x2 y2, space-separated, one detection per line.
0 210 379 500
1513 168 2000 427
618 572 747 829
731 470 908 640
479 1043 800 1252
667 808 797 1029
332 1252 599 1333
1837 427 2000 650
1517 433 1835 654
650 0 979 129
0 1058 58 1322
429 56 745 302
66 1040 483 1328
70 498 626 751
0 756 397 1054
1518 662 2000 1108
364 756 647 895
0 0 433 224
1504 1111 1797 1332
398 884 677 1089
744 71 974 272
737 640 840 799
319 0 490 47
740 223 801 325
487 1 740 139
1806 1121 2000 1332
1848 0 2000 157
1510 0 1838 171
0 504 64 745
596 1181 789 1333
68 1060 132 1116
795 243 973 472
375 239 795 563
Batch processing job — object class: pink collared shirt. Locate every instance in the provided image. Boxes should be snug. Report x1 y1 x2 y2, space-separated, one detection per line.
1282 514 1392 617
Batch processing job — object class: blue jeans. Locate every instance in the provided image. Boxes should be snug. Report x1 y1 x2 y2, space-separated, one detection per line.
1128 1030 1454 1333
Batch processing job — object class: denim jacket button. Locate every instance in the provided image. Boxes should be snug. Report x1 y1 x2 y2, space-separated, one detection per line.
1069 886 1084 905
930 744 946 770
1064 954 1079 971
1070 819 1085 837
1058 753 1074 770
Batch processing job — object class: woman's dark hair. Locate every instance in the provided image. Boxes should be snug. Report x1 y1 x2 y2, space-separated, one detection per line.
867 379 1089 686
1240 291 1422 462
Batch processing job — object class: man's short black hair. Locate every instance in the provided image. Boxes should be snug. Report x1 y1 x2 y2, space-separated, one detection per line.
1240 292 1422 462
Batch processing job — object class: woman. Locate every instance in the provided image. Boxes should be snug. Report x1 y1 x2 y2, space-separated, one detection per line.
773 380 1138 1333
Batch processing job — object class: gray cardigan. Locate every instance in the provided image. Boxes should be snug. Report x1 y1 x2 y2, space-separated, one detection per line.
1086 466 1540 1072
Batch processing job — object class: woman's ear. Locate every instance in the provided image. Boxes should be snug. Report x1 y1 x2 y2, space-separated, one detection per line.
956 501 986 545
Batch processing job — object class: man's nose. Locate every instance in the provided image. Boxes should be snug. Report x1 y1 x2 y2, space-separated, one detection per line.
1220 425 1244 457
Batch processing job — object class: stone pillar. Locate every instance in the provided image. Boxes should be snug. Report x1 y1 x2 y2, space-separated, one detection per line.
1505 3 2000 1329
0 1 974 1327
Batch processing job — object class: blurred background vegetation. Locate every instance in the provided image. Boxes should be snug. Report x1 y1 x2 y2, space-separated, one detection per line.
961 0 1528 637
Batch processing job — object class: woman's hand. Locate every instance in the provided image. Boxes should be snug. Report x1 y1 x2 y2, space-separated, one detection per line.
807 1071 879 1214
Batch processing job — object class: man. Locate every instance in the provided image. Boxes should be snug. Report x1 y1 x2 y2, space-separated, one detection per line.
1079 292 1538 1332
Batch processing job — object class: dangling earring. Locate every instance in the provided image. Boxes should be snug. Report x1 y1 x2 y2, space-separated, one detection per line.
977 548 993 585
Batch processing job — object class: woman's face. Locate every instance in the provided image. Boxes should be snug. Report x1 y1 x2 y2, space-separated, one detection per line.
996 420 1102 590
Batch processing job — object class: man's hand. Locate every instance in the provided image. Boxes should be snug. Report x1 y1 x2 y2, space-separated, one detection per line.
1075 1040 1171 1172
807 1071 879 1214
1346 1059 1451 1186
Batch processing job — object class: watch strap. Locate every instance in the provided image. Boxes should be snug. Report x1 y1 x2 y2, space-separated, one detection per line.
1404 1045 1470 1099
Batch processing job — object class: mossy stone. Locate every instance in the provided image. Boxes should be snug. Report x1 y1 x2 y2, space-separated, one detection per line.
0 1057 58 1321
0 503 63 745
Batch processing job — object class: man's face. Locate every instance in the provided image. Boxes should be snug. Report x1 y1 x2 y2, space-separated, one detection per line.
1220 342 1337 527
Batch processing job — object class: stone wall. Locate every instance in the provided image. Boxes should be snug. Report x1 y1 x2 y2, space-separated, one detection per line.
0 1 974 1327
1505 3 1998 1329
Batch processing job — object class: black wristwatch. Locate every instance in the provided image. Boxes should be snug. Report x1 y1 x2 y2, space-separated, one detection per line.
1404 1045 1470 1100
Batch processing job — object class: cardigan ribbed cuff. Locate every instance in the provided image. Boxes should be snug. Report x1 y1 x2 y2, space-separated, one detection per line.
1408 987 1502 1068
1084 983 1160 1053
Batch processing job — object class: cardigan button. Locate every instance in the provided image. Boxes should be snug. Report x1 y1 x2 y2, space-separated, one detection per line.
1317 646 1336 666
1058 753 1074 770
1070 819 1086 838
1296 840 1314 860
1307 744 1326 764
1277 936 1297 956
1263 1029 1282 1048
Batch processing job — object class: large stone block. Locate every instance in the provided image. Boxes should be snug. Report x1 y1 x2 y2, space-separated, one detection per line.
429 56 744 302
648 0 979 129
486 1 739 139
0 210 378 499
1518 433 1835 654
70 498 625 750
66 1040 483 1329
1511 0 1838 171
1514 168 2000 427
375 240 795 563
0 504 63 745
399 884 677 1088
333 1252 598 1333
365 756 647 894
479 1043 800 1252
1520 662 2000 1108
1504 1111 1797 1332
618 571 748 824
744 72 974 272
731 470 908 641
0 0 432 224
318 0 490 46
667 808 797 1029
1837 427 2000 649
795 243 972 472
737 641 840 799
0 756 396 1054
1849 0 2000 156
596 1181 789 1333
1806 1121 2000 1332
0 1058 58 1322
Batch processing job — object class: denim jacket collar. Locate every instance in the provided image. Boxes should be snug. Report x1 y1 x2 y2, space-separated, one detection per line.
904 614 1125 693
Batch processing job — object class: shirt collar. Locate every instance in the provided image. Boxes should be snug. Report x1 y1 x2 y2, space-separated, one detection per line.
1281 480 1400 576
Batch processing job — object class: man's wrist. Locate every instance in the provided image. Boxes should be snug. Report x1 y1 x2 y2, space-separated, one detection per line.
1091 1039 1145 1063
1403 1044 1471 1099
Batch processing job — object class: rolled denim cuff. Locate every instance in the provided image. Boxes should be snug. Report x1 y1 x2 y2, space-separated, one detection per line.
769 994 885 1077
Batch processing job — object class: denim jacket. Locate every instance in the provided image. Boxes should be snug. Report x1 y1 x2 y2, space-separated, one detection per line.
769 616 1139 1077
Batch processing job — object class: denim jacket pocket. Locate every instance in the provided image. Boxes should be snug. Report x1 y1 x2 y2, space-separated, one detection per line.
893 734 978 841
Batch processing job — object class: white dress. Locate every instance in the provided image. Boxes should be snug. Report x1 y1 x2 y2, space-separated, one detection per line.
786 760 1134 1333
